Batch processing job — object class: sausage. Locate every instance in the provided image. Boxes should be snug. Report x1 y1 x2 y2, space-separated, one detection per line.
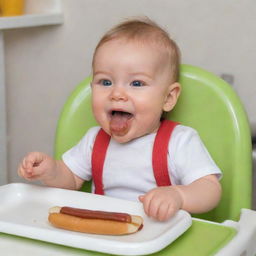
48 206 143 235
60 206 132 222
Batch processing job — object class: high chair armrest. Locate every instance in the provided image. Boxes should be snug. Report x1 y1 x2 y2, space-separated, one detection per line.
216 209 256 256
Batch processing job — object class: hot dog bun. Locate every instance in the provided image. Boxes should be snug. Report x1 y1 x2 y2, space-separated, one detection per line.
48 206 143 235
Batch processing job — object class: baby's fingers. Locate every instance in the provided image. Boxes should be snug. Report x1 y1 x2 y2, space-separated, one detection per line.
18 153 41 178
139 193 153 217
18 164 33 179
22 158 33 174
140 193 162 219
23 152 44 171
157 203 171 221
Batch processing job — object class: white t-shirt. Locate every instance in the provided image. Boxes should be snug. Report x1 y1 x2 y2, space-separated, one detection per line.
62 125 222 201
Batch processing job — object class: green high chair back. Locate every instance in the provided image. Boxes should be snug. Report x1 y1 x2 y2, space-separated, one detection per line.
54 64 252 223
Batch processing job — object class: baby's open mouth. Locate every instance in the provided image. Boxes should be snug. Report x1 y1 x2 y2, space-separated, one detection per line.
109 110 133 136
111 110 133 119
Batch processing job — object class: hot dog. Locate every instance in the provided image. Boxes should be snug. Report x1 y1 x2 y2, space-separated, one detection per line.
48 206 143 235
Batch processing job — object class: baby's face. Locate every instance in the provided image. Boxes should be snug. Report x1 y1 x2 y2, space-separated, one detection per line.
91 38 180 143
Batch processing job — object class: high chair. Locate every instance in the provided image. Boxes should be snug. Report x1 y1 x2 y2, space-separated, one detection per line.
54 64 256 255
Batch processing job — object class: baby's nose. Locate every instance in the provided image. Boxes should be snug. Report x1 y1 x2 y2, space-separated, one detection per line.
110 86 128 101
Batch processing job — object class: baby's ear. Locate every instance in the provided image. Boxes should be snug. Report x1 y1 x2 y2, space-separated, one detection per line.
163 82 181 112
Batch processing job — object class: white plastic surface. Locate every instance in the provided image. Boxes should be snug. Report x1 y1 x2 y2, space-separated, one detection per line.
215 209 256 256
0 183 192 256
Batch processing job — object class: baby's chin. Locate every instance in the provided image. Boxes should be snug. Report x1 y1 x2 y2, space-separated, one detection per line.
111 130 149 144
111 133 133 144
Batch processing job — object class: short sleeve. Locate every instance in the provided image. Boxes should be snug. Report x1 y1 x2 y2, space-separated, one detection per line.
62 126 101 181
169 125 222 185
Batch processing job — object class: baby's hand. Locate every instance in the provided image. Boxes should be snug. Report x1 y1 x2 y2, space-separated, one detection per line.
139 186 183 221
18 152 56 181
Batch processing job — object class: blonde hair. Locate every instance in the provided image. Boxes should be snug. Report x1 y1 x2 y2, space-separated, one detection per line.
92 17 181 82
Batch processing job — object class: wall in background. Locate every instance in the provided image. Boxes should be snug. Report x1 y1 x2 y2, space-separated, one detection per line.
4 0 256 182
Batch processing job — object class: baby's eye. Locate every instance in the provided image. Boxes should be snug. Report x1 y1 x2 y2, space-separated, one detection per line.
131 80 145 87
100 79 112 86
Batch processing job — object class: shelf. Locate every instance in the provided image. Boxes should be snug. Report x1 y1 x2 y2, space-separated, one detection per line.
0 0 63 30
0 13 63 30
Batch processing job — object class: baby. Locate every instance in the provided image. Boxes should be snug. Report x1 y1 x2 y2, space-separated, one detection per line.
18 17 222 221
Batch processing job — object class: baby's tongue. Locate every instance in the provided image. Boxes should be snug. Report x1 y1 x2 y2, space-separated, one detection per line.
110 111 132 136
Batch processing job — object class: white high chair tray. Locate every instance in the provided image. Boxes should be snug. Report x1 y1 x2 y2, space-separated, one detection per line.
0 183 192 255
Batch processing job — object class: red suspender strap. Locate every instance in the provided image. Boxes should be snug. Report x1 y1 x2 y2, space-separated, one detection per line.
152 119 179 186
91 128 111 195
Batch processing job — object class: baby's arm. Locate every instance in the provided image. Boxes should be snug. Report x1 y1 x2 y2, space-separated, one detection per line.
139 174 221 221
18 152 84 190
